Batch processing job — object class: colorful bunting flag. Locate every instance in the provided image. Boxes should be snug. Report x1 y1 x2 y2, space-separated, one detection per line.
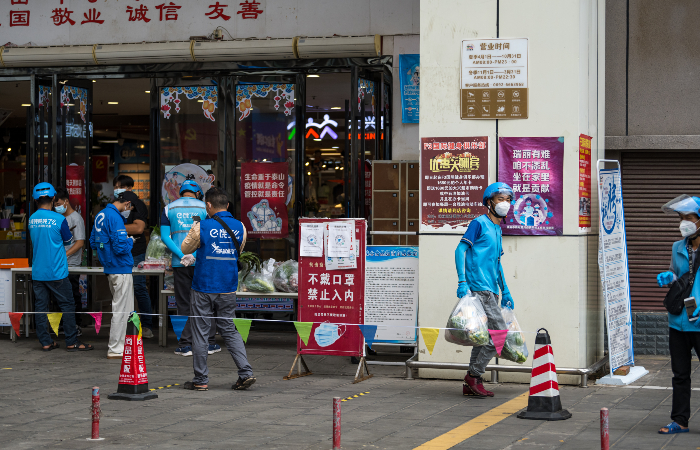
47 313 62 336
233 318 252 343
88 312 103 335
8 312 22 336
357 324 378 349
294 322 313 346
129 312 142 341
419 327 440 355
489 329 509 356
170 315 188 342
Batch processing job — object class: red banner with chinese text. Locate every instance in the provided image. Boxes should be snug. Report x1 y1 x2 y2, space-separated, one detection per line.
241 162 289 239
66 164 86 224
298 218 365 357
420 137 489 230
118 333 149 386
579 134 592 228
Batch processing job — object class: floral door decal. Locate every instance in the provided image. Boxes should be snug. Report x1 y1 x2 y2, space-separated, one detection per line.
160 86 218 122
358 78 376 114
60 86 88 123
236 84 295 121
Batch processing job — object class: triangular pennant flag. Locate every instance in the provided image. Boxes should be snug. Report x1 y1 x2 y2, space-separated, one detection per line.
357 324 378 349
233 318 252 343
294 322 313 346
170 315 188 342
88 312 102 335
47 313 62 336
8 312 22 336
489 329 509 356
129 312 142 341
419 328 440 355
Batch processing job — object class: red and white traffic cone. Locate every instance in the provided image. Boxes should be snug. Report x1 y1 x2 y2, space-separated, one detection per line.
517 328 571 421
108 313 158 401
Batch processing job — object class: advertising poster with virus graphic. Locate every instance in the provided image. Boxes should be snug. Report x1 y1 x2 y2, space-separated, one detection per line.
241 162 288 239
498 137 564 236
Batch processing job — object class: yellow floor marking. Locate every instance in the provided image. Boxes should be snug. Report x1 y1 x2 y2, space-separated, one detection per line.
413 392 529 450
2 368 11 370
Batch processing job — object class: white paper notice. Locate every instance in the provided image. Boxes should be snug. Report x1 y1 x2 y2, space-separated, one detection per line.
324 222 357 271
0 269 11 326
328 223 352 258
300 223 324 257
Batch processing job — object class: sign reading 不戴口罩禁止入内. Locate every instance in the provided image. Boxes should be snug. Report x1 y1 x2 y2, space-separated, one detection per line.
461 38 528 119
598 164 634 373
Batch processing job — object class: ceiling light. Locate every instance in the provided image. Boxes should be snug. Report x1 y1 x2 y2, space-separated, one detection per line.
7 148 11 152
322 165 326 168
263 159 267 161
145 90 150 93
331 107 341 110
332 146 339 149
92 80 96 83
98 140 119 143
305 162 309 166
335 166 339 170
66 103 74 106
307 171 311 175
313 139 321 142
323 152 341 156
340 166 344 170
21 103 30 107
307 74 319 78
108 102 118 105
198 100 204 102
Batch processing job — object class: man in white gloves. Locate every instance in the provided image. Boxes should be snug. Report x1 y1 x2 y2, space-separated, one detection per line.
160 180 219 356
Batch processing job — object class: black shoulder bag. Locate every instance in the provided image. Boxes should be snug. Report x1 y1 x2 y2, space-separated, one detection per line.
211 215 243 271
664 250 700 315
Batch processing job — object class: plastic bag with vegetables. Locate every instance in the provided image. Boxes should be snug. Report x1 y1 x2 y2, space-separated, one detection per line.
499 307 529 364
241 258 276 293
444 294 489 347
145 231 171 261
273 260 298 293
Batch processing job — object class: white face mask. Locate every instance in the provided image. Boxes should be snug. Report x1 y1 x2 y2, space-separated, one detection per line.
114 188 126 197
494 201 511 217
121 209 131 219
680 219 700 237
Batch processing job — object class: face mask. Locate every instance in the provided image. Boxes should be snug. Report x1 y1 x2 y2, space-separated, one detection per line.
680 219 700 237
313 323 345 347
494 201 511 217
121 209 131 219
55 205 67 214
114 188 126 197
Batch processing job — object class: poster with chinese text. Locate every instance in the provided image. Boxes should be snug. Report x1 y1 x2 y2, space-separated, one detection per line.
579 134 592 229
498 137 564 236
241 162 289 239
298 218 365 357
400 54 420 123
420 137 489 231
66 165 86 224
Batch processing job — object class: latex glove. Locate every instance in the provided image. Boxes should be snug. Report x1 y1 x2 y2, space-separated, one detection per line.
501 292 514 309
657 271 677 287
180 254 195 267
129 236 136 242
457 283 471 299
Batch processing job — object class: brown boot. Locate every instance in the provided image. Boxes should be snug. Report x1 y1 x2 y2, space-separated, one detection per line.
464 372 494 397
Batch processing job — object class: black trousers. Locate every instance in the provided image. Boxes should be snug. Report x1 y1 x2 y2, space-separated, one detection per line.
670 327 700 427
173 267 215 347
68 274 82 327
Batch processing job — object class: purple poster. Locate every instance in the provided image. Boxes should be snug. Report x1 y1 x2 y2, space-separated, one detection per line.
498 137 564 236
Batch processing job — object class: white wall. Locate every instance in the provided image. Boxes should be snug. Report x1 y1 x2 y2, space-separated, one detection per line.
418 0 602 384
0 0 420 47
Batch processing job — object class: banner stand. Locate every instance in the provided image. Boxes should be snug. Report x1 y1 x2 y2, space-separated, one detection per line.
353 357 373 384
283 353 313 380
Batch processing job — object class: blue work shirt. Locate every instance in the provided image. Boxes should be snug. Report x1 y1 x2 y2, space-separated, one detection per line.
89 204 134 274
460 214 505 295
668 238 700 332
192 211 245 294
28 208 74 281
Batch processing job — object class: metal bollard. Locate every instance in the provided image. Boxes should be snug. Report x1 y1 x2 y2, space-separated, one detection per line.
333 397 341 450
88 387 104 441
600 407 609 450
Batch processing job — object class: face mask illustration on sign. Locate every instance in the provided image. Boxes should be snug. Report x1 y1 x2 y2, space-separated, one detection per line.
314 322 345 347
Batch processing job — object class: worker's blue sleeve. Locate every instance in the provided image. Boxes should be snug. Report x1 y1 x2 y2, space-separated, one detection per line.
499 261 510 295
160 225 184 260
455 241 469 285
60 219 74 245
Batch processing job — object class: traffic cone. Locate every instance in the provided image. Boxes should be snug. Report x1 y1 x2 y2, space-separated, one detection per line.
517 328 571 421
108 313 158 401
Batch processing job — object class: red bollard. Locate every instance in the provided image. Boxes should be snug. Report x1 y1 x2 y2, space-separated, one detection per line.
333 397 341 450
90 387 102 440
600 407 609 450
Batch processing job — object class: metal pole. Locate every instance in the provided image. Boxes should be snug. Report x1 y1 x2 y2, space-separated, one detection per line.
491 357 499 384
90 387 101 440
600 407 609 450
333 397 341 450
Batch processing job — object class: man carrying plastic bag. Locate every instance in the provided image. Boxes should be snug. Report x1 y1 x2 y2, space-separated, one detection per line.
454 182 515 398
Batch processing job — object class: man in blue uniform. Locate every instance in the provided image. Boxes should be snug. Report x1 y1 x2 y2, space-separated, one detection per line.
161 180 219 356
29 182 92 352
180 187 255 391
89 191 134 359
455 182 515 398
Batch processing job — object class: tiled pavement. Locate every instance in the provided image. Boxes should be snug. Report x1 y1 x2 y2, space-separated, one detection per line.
1 327 699 449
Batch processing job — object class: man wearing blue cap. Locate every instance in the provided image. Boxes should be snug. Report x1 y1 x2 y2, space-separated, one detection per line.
455 182 515 398
29 182 92 352
657 195 700 435
161 180 219 356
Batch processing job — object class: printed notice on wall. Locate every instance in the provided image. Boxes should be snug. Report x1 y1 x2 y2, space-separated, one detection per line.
579 134 593 230
598 166 634 373
299 223 324 257
0 270 11 326
364 246 419 343
327 223 352 258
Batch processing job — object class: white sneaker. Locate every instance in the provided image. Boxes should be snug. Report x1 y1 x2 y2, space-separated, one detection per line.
142 328 154 339
107 352 123 359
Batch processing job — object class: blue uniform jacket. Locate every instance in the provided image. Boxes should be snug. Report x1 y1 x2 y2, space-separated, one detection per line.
89 204 134 274
668 238 700 332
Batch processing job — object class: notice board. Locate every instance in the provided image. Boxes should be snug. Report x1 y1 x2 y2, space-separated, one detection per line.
298 218 366 357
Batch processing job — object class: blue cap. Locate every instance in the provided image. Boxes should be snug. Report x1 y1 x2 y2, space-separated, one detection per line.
179 180 202 196
482 182 514 206
32 182 56 200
